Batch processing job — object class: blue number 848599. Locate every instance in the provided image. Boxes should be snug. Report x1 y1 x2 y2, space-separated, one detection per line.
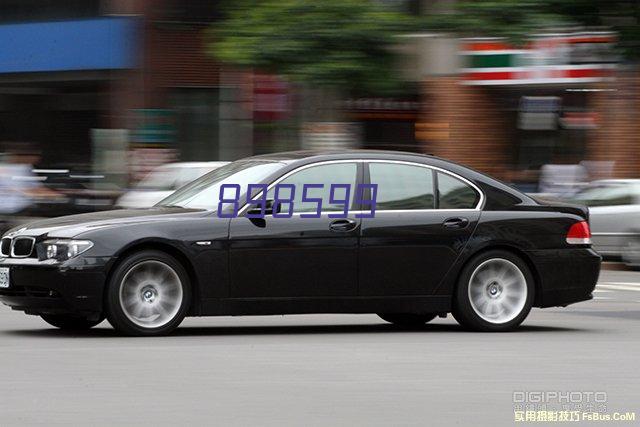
217 183 377 219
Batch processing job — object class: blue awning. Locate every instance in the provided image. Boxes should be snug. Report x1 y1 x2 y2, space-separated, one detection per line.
0 17 138 74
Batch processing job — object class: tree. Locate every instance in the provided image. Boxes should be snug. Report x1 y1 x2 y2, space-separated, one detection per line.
425 0 565 45
545 0 640 59
209 0 416 96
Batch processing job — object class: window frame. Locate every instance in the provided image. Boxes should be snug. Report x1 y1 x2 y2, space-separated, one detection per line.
236 159 485 216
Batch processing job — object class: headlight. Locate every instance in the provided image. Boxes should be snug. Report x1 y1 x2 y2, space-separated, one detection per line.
37 239 93 261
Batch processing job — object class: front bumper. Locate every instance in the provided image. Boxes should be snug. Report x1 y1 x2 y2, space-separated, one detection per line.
526 247 601 308
0 256 111 316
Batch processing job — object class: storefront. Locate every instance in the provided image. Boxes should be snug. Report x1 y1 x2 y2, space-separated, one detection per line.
0 17 138 168
419 32 618 186
345 97 422 152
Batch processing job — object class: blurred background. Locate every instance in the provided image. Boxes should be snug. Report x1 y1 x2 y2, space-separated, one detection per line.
1 0 640 257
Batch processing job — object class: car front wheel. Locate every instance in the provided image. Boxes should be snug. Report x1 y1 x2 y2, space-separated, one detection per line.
453 250 534 332
105 250 191 336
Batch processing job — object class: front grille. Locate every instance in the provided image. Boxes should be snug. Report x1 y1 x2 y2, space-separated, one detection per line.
0 286 61 298
0 238 10 257
11 237 35 258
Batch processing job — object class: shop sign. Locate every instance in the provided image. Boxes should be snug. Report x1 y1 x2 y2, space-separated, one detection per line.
461 32 617 85
130 109 177 181
131 109 176 145
518 96 560 130
559 112 600 129
301 122 360 150
253 73 290 121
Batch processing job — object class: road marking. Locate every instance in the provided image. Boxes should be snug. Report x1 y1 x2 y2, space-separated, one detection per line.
594 282 640 302
599 282 640 287
598 283 640 292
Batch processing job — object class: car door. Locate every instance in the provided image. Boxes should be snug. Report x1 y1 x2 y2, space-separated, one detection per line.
229 161 362 298
359 161 482 296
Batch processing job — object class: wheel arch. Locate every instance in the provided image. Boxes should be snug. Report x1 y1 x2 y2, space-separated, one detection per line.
104 240 201 316
454 244 542 307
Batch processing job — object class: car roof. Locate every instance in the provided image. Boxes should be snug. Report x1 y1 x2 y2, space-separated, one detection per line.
246 149 485 182
249 149 435 163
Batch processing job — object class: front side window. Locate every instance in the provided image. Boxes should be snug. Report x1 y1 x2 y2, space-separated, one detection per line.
437 172 480 209
369 163 435 210
265 163 358 212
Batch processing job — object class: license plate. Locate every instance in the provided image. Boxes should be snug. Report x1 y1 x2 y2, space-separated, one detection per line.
0 267 9 289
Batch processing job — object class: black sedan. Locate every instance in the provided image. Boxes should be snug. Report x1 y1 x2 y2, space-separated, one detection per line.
0 151 601 336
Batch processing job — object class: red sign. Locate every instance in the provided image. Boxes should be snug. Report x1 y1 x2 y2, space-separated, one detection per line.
253 73 290 121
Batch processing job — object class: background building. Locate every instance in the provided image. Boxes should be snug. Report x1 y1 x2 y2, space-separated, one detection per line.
0 0 638 198
0 0 253 181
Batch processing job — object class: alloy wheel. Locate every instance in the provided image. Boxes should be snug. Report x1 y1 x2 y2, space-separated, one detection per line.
467 258 528 324
119 260 184 329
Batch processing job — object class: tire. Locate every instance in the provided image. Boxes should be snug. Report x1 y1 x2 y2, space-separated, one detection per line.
105 250 191 336
41 314 104 330
452 250 534 332
378 313 437 327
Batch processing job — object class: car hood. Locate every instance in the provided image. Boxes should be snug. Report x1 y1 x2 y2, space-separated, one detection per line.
5 207 210 239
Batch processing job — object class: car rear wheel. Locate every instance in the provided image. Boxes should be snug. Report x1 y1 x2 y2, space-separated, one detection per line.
453 250 534 332
378 313 437 327
105 250 191 336
40 314 104 330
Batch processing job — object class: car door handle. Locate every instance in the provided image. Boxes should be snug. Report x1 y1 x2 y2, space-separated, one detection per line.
443 217 469 229
329 218 358 232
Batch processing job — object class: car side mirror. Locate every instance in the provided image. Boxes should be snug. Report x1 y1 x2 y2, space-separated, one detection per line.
247 199 281 216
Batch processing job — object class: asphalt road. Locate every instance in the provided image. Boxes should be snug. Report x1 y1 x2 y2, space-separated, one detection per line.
1 270 639 426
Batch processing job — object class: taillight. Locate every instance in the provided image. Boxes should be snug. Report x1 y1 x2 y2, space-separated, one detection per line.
566 221 592 245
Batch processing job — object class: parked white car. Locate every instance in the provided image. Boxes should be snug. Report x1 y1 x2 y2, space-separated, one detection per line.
570 179 640 262
538 164 589 197
116 161 229 209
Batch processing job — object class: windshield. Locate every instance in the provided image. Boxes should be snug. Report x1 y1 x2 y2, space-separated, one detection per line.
157 160 285 210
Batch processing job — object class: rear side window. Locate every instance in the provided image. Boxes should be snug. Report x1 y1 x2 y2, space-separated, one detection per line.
437 172 480 209
369 163 434 210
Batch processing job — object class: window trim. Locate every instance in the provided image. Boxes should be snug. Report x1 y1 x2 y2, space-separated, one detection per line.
237 159 485 216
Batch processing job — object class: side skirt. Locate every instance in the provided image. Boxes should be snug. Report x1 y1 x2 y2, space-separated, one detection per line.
199 296 451 316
